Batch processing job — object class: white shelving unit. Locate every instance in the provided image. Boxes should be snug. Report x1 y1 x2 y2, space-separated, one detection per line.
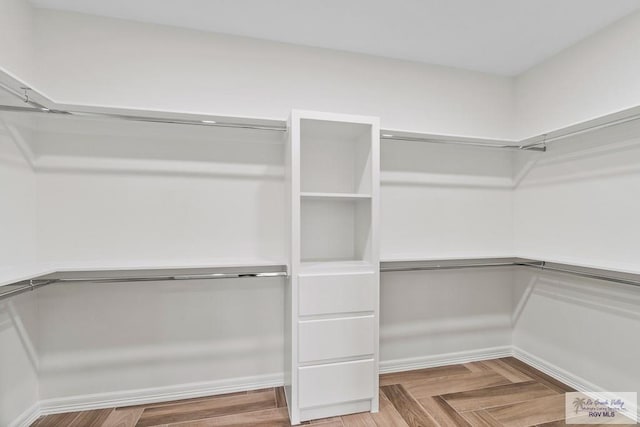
285 110 380 424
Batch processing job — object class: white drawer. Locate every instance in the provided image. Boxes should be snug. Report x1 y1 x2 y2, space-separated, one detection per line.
298 273 376 316
298 359 375 408
299 315 375 362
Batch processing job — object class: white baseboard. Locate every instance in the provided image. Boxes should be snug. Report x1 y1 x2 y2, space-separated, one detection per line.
379 345 512 374
38 373 284 416
9 402 40 427
512 346 639 420
512 346 600 391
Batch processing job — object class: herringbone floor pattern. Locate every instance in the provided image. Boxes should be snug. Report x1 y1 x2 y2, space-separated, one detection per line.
32 357 626 427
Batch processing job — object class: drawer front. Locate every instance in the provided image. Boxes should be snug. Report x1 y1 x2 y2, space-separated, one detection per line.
298 273 376 316
298 359 375 408
299 316 375 363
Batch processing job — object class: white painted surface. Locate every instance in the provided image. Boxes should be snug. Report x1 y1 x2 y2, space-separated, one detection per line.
0 293 39 427
515 9 640 139
298 359 375 408
380 268 514 363
512 268 640 395
514 121 640 272
27 0 640 76
0 117 37 284
25 116 287 269
0 0 35 84
512 117 640 398
35 277 284 400
298 316 375 363
29 9 515 140
298 273 376 316
381 142 514 260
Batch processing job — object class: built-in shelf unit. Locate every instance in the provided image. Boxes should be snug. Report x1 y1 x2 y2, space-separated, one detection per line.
285 110 380 424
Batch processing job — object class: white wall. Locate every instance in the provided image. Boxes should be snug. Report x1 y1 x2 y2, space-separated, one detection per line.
29 116 286 269
0 114 37 283
515 10 640 139
0 0 35 84
0 292 39 427
380 268 513 368
0 112 39 427
29 8 515 140
35 277 284 402
381 141 514 260
513 114 640 396
512 268 640 395
514 121 640 271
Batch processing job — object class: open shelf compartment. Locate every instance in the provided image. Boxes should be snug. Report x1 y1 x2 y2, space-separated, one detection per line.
300 118 373 195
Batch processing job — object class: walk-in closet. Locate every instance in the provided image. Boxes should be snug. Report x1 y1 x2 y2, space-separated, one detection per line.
1 1 639 426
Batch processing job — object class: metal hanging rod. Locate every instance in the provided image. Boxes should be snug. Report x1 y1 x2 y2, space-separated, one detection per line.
379 135 547 152
518 261 640 288
380 257 640 288
2 258 639 302
1 80 639 150
0 82 288 132
0 104 288 132
0 265 288 302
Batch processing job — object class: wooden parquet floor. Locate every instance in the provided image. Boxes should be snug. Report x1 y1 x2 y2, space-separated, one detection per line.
32 357 628 427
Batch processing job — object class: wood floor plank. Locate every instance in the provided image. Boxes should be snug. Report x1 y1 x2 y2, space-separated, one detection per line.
32 412 81 427
311 420 344 427
403 371 512 400
485 394 566 427
480 359 532 383
308 417 344 426
417 396 472 427
136 390 276 427
122 392 251 411
165 407 291 426
498 358 574 393
460 410 503 427
275 387 287 408
369 389 409 427
464 362 494 373
68 409 114 427
101 408 145 427
441 381 558 412
381 384 438 427
380 364 471 386
341 412 377 427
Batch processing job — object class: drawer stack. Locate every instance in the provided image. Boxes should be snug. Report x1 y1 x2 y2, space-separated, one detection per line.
297 272 378 417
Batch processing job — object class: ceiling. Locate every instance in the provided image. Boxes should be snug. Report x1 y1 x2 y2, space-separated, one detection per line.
29 0 640 76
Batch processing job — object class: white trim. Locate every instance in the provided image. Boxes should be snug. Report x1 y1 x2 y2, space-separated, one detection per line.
379 345 512 374
513 346 606 392
512 346 639 421
9 402 40 427
37 373 284 416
